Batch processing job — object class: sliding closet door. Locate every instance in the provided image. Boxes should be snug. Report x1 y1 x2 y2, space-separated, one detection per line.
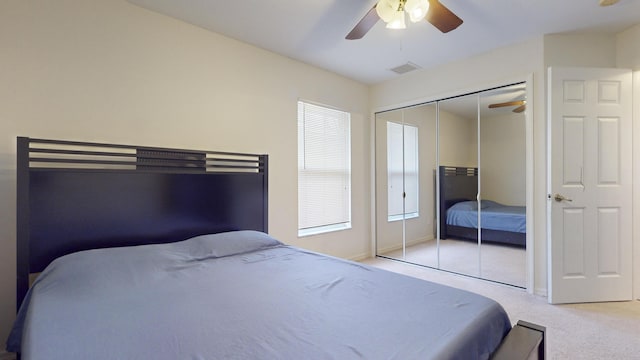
478 84 527 287
402 104 437 267
374 82 529 288
437 94 480 278
375 103 437 269
375 109 403 259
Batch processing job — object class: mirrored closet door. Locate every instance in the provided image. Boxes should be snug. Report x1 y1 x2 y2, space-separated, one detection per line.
375 102 438 269
437 93 480 278
478 85 527 287
375 83 527 288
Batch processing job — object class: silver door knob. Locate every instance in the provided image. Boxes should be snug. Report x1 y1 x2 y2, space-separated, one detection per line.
554 193 572 202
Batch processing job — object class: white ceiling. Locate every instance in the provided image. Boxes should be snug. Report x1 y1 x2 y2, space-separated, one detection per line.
127 0 640 85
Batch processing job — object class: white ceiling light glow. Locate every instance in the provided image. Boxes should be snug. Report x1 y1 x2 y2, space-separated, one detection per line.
376 0 430 29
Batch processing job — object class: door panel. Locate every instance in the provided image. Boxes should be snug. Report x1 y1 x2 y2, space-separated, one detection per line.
597 208 620 275
562 208 585 277
598 117 620 184
375 110 405 257
438 94 479 278
548 67 632 304
402 104 438 268
562 117 584 187
479 84 527 287
375 103 438 269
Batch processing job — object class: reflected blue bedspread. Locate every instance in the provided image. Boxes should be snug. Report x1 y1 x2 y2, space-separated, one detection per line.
447 200 526 233
8 231 511 359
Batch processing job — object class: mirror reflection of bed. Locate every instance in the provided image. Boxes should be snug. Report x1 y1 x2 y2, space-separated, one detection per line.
375 83 527 289
438 166 526 287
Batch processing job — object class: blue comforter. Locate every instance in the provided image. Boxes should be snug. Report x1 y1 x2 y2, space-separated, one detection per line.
8 231 511 359
447 200 526 233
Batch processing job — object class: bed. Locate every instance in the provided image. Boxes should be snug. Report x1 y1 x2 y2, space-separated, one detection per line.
7 138 544 359
439 166 526 248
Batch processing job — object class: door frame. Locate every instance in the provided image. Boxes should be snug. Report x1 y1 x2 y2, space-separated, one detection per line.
634 71 640 301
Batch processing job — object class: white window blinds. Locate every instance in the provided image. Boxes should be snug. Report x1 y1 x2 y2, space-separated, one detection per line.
298 101 351 236
387 121 419 220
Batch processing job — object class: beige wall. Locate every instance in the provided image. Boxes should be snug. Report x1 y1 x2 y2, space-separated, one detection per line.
616 24 640 69
0 0 371 347
543 34 617 67
480 111 526 206
438 110 477 168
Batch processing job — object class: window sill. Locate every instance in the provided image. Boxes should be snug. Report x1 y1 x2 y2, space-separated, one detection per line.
387 213 419 222
298 223 352 237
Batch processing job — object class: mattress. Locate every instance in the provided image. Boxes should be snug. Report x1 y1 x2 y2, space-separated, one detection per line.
446 200 526 233
8 231 511 359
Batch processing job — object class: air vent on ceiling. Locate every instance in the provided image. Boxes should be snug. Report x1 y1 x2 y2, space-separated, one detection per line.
390 62 421 75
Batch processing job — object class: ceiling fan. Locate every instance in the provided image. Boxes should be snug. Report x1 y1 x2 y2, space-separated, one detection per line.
488 100 526 113
346 0 463 40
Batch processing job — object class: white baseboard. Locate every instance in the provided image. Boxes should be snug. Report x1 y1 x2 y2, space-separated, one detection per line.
348 236 434 262
348 252 372 262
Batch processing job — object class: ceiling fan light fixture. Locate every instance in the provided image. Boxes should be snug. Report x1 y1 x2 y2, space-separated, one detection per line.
405 0 430 22
347 0 462 39
376 0 399 23
386 9 407 29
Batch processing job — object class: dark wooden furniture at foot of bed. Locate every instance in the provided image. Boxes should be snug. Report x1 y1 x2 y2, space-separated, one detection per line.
8 137 545 359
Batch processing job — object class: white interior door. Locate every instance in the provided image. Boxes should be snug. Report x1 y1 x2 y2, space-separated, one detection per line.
548 67 632 304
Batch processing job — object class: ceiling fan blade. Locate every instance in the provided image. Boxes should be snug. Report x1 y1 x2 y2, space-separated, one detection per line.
426 0 463 33
488 100 526 109
346 5 380 40
513 105 526 113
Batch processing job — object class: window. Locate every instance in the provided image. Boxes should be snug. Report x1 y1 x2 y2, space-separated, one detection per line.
297 101 351 236
387 121 419 222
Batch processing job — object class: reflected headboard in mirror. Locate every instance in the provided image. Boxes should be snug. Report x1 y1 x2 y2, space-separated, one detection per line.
438 166 478 239
438 165 525 247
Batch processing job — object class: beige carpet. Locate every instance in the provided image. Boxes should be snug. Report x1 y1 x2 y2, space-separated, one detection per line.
361 256 640 360
379 238 527 287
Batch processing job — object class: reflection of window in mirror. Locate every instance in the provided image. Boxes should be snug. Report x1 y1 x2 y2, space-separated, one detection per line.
387 121 419 222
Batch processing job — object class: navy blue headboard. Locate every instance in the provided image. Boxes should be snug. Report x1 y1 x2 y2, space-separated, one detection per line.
16 137 268 310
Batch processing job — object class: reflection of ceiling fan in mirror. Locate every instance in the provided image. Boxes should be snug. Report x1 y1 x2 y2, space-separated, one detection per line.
488 100 526 113
346 0 463 40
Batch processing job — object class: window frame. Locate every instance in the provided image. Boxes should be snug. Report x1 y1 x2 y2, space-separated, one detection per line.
297 100 352 237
